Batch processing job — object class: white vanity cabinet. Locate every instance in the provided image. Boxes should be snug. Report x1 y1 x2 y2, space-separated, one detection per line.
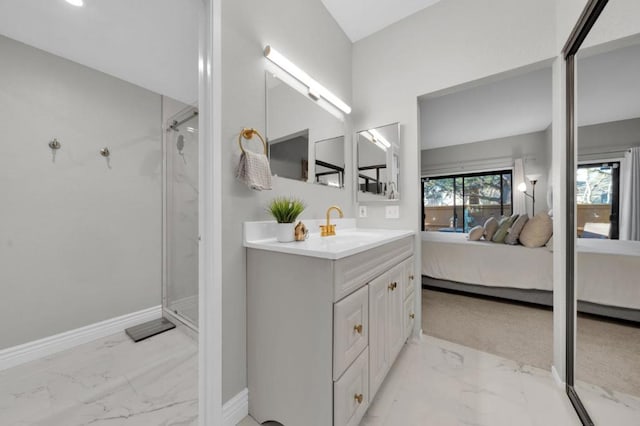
246 234 415 426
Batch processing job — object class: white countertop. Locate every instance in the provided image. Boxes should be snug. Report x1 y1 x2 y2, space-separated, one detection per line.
244 220 415 260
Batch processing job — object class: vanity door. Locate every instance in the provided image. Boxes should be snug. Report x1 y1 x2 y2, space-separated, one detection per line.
368 272 390 398
387 263 405 362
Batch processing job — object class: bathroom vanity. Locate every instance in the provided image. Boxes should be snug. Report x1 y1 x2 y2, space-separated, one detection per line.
245 221 416 426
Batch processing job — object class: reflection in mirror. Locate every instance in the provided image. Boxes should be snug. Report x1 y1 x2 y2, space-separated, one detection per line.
265 72 345 187
315 136 345 187
573 18 640 423
269 129 309 181
357 122 400 201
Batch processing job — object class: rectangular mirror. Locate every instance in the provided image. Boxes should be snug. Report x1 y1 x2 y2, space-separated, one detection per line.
357 122 400 201
265 72 345 188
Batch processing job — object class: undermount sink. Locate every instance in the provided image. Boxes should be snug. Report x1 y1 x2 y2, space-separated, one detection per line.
244 220 414 259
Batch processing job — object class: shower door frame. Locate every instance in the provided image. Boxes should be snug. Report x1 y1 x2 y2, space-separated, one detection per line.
162 105 200 332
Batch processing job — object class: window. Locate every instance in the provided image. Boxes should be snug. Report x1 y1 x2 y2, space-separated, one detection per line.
422 170 512 232
577 162 619 239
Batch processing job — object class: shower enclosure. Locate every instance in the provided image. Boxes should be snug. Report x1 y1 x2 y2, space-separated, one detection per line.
163 106 199 329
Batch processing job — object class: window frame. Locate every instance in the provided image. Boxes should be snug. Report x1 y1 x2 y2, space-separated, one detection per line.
576 161 620 239
421 169 514 232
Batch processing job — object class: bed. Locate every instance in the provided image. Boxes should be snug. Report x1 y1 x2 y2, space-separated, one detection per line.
422 232 640 322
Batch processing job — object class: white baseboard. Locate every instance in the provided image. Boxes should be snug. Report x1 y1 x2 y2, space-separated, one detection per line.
551 365 565 388
0 305 162 371
223 388 249 426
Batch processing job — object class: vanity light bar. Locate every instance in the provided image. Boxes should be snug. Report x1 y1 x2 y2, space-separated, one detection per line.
361 130 388 151
264 45 352 115
368 128 391 148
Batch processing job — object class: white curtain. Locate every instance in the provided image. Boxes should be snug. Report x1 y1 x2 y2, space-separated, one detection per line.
513 158 526 215
619 147 640 240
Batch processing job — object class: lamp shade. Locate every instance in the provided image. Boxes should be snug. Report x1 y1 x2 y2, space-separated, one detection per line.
517 182 527 192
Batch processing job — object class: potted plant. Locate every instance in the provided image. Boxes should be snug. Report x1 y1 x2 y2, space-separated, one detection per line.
267 196 306 242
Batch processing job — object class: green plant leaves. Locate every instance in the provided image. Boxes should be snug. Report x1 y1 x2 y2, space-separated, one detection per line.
267 196 306 223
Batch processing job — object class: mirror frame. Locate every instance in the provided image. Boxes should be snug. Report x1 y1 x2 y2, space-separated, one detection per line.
563 1 609 425
355 122 401 203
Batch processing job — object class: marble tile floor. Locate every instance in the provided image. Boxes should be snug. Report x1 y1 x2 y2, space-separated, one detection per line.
0 325 198 426
241 334 581 426
576 380 640 426
4 324 635 426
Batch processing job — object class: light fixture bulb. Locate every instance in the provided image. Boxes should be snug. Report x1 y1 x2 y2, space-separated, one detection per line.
518 182 527 192
264 45 351 114
66 0 84 6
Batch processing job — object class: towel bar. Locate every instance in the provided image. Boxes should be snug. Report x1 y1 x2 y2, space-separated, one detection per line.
238 128 267 155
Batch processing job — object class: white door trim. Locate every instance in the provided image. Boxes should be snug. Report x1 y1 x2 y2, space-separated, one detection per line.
199 0 223 424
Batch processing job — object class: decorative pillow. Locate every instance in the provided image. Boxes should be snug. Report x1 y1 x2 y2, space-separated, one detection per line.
468 225 484 241
492 214 518 243
505 214 529 245
483 217 499 240
519 212 553 248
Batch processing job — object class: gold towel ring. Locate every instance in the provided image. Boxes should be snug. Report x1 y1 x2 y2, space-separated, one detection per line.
238 128 267 155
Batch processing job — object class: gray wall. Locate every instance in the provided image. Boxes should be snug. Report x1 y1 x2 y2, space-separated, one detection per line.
0 35 162 348
421 129 551 214
578 117 640 161
221 0 352 402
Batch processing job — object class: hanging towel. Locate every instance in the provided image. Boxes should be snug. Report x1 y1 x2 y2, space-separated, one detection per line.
236 149 272 190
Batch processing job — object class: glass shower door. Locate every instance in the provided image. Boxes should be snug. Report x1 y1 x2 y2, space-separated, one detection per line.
164 107 199 328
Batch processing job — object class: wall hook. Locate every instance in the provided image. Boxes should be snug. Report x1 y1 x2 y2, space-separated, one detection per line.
100 147 112 169
48 138 61 163
49 138 61 150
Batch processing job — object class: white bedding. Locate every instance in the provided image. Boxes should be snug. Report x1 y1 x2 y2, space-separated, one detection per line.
422 232 640 310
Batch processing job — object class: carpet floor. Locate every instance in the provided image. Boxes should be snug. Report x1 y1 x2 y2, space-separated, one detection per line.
422 288 640 397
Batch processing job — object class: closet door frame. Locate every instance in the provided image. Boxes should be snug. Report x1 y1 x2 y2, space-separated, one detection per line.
562 1 609 425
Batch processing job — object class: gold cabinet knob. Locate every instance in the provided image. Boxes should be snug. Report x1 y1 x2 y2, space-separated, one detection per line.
388 282 397 291
409 274 415 280
354 393 363 404
354 324 363 334
409 313 415 319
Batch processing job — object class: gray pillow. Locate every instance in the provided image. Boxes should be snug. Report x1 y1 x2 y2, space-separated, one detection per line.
519 212 553 248
492 214 519 243
483 217 499 240
468 225 484 241
505 214 529 245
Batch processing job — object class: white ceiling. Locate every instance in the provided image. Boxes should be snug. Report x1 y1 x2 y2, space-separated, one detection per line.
321 0 442 42
0 0 199 103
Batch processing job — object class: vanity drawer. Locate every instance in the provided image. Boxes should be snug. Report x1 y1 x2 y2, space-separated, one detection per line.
402 257 416 300
404 290 416 341
334 348 369 426
333 285 368 380
334 236 414 302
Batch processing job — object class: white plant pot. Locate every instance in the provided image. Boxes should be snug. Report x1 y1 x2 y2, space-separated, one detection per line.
276 222 295 242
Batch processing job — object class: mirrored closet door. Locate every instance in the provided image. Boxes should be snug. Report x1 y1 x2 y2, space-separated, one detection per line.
565 0 640 424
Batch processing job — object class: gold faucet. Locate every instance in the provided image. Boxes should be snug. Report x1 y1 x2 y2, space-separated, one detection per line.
320 205 343 237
